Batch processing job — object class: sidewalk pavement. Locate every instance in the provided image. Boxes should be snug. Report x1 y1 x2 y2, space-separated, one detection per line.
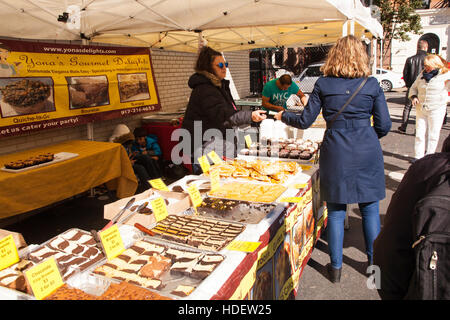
295 88 449 300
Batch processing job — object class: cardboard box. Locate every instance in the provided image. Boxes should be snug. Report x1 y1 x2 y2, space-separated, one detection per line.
0 229 27 250
104 189 192 228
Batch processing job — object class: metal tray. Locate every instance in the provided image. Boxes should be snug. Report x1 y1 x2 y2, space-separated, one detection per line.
90 236 226 300
194 197 279 224
26 228 105 281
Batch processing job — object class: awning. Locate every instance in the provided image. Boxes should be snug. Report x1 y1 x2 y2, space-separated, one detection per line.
0 0 382 52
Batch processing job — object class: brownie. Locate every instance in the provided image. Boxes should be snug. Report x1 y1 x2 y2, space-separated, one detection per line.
299 151 312 160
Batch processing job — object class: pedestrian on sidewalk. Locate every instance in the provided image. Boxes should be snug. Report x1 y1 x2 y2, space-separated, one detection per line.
398 40 428 134
275 35 391 283
409 54 449 162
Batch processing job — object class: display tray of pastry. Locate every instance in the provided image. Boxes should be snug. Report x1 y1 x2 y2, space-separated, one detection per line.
207 181 287 203
195 197 277 224
203 159 301 185
27 228 105 281
2 152 78 173
45 281 172 300
149 214 245 251
238 138 320 160
92 237 225 299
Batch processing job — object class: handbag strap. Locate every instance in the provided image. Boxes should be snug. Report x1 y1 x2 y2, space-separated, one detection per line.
328 77 368 127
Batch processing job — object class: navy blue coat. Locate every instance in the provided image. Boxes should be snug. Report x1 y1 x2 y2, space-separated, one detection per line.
282 76 391 204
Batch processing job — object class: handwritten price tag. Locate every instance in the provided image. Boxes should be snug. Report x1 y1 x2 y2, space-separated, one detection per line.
198 155 211 173
99 224 125 261
210 169 220 192
0 235 20 271
187 184 203 207
149 178 169 191
151 197 168 222
226 240 261 253
244 135 252 148
25 257 64 300
207 151 223 165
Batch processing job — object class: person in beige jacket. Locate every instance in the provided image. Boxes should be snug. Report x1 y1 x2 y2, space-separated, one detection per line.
409 54 450 161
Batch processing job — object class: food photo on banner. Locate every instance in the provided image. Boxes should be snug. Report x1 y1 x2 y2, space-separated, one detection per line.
0 39 160 137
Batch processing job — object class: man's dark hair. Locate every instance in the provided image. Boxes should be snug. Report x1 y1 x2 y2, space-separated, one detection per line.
133 127 147 138
279 74 292 85
195 46 222 74
418 39 428 51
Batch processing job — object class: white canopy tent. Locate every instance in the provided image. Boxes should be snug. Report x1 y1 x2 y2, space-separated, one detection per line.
0 0 382 52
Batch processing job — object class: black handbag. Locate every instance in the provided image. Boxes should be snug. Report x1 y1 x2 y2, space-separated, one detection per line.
313 77 368 164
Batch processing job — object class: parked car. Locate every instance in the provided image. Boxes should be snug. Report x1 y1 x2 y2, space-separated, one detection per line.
293 62 324 94
372 68 405 92
294 63 405 93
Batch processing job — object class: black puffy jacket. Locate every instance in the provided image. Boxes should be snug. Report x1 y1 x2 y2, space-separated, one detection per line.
402 50 427 88
182 72 252 153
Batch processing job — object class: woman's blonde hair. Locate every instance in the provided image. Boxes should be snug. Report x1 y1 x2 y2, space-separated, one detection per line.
424 54 448 74
321 35 370 78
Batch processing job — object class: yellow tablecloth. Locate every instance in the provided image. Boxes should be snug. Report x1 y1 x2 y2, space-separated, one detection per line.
0 140 137 219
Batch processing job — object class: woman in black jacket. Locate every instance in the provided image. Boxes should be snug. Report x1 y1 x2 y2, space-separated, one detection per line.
181 46 266 173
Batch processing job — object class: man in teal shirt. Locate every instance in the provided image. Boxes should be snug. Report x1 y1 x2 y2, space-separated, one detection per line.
261 74 307 112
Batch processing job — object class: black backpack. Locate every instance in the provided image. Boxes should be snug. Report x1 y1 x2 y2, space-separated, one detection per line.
406 171 450 300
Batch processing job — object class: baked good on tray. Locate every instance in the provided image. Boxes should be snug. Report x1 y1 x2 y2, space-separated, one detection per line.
4 153 55 170
207 182 287 203
150 215 245 251
0 259 34 294
28 229 105 280
92 239 224 297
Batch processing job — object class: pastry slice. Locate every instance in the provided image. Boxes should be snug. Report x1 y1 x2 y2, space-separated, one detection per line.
171 284 196 297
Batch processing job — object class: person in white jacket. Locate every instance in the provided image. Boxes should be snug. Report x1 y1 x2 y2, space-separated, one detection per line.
409 54 450 161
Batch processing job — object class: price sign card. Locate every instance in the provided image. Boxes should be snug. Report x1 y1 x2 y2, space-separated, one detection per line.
278 197 303 203
244 135 252 148
149 178 169 191
207 151 223 165
25 257 64 300
0 235 20 271
198 155 211 173
187 184 203 207
289 183 308 190
151 197 168 222
99 224 125 261
226 241 261 253
210 168 220 192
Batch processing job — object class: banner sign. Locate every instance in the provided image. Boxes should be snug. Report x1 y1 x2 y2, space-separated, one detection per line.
0 39 160 137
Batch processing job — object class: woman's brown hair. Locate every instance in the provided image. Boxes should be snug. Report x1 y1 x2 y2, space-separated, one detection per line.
195 46 222 74
321 35 370 78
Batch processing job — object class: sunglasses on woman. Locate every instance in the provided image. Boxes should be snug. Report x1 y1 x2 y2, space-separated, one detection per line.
217 62 229 68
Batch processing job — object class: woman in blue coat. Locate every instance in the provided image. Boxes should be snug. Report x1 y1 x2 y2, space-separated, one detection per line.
275 35 391 283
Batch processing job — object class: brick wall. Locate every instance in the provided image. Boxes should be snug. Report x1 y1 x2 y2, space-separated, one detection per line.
224 50 251 99
0 49 250 155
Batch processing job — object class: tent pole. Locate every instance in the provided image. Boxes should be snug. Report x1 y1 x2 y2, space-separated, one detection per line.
342 20 348 37
372 37 377 75
350 20 355 35
380 38 383 69
80 2 95 198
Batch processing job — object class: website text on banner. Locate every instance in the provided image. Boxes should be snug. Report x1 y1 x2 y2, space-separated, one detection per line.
0 39 160 137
